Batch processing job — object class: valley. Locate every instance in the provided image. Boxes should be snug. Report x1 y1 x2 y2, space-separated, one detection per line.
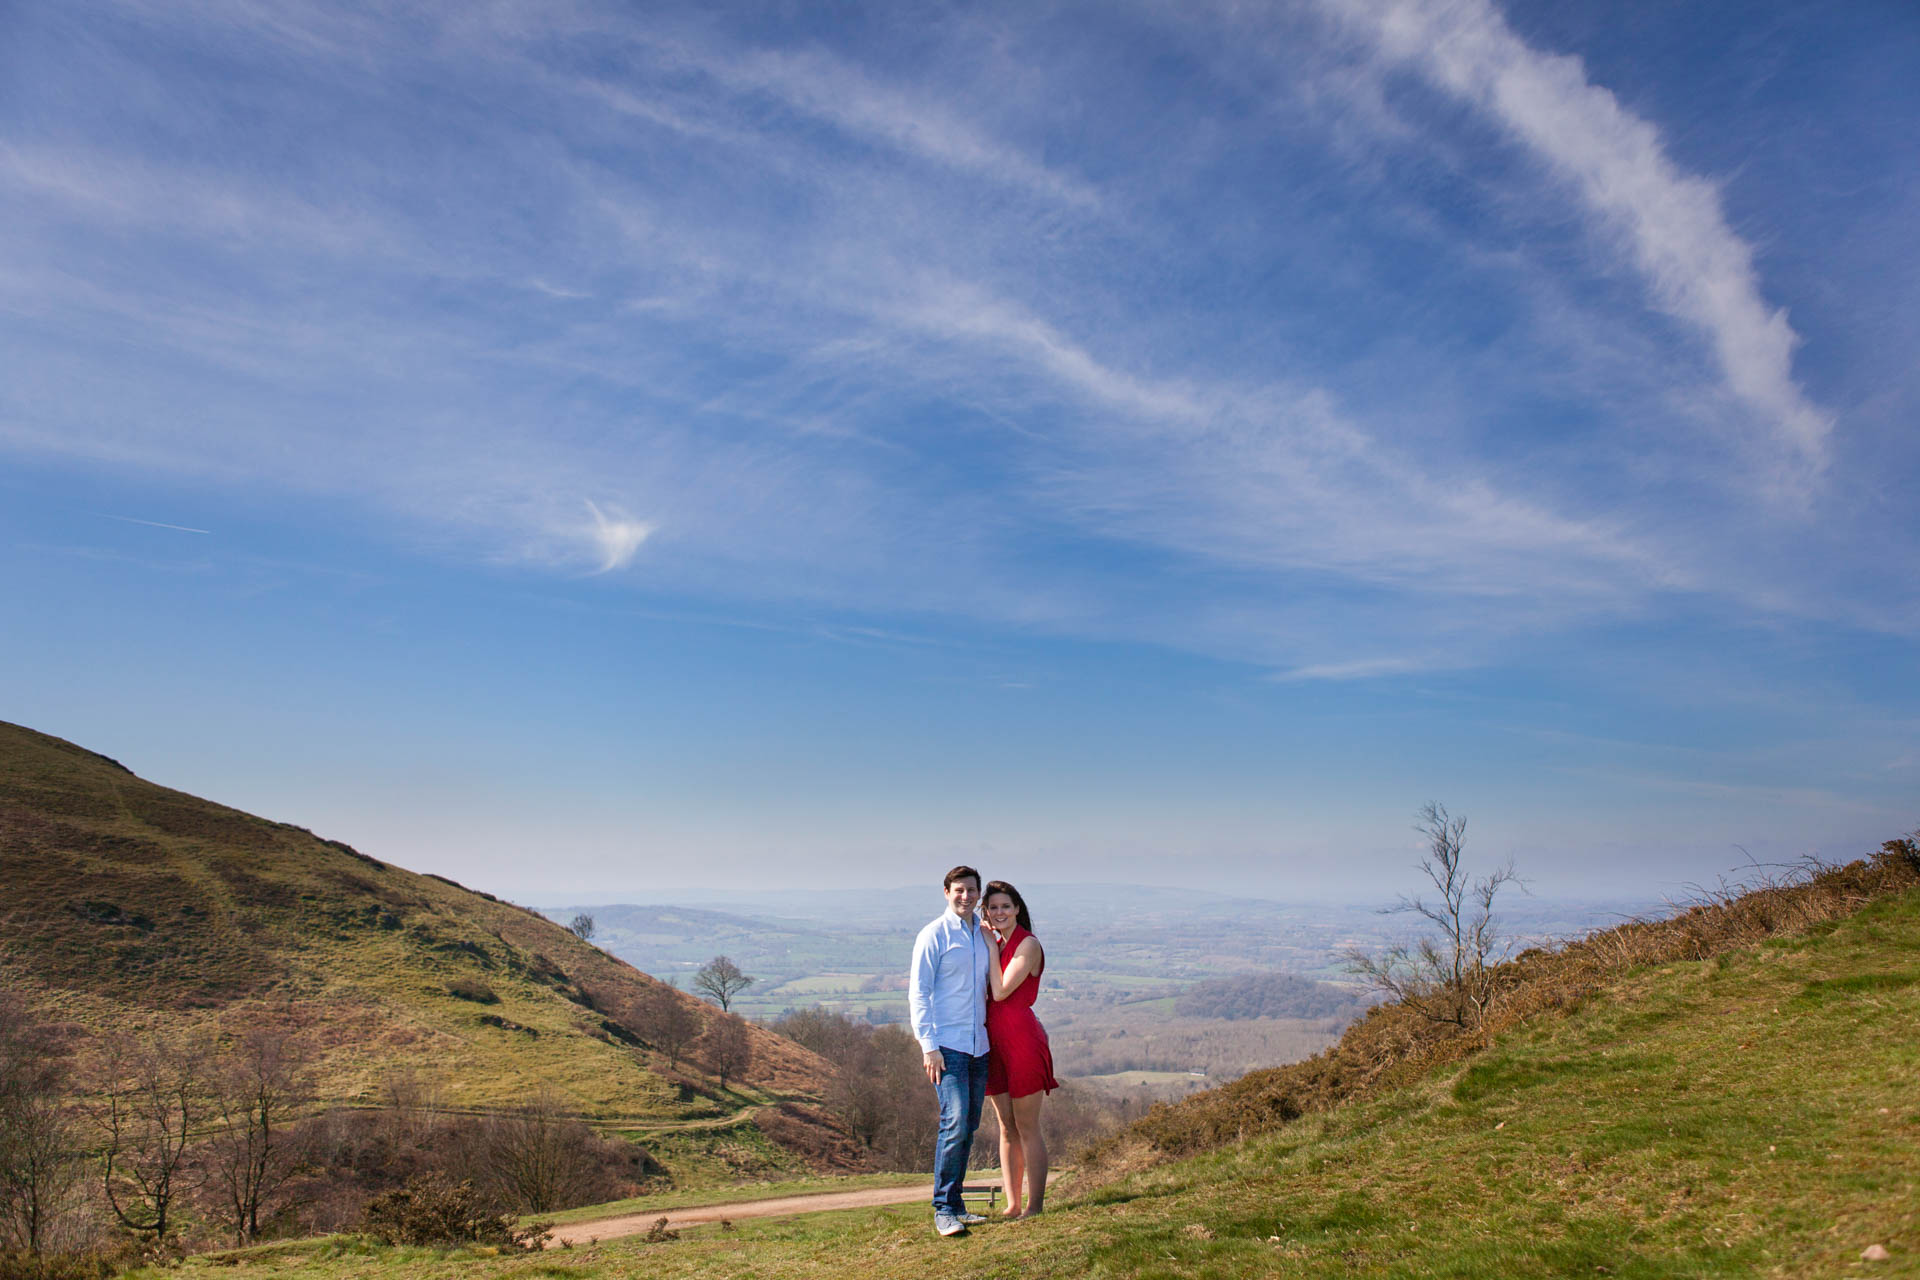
543 888 1657 1085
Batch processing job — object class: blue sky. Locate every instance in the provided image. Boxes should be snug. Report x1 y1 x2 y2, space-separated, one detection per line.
4 0 1915 902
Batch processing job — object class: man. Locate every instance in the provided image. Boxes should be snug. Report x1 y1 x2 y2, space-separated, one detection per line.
908 864 991 1237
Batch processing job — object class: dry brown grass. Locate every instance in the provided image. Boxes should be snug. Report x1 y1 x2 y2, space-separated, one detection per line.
1078 836 1920 1178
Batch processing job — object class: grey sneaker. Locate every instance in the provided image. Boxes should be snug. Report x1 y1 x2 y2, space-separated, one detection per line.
935 1213 968 1237
956 1211 989 1225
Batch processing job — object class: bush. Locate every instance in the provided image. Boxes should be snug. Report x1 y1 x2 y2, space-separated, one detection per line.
0 1251 117 1280
359 1175 549 1250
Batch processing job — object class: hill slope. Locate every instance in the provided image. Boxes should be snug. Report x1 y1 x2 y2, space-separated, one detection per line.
0 722 852 1163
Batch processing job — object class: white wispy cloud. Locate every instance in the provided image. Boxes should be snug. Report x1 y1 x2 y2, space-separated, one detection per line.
865 270 1676 604
743 50 1100 208
631 35 1102 210
1314 0 1833 494
583 500 654 573
2 0 1889 672
0 142 410 260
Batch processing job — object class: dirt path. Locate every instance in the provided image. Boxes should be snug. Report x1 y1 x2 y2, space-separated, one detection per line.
548 1184 943 1244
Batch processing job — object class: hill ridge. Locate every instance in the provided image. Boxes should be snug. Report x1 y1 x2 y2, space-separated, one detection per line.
0 720 857 1171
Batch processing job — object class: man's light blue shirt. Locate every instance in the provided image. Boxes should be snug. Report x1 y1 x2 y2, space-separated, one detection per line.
908 909 990 1056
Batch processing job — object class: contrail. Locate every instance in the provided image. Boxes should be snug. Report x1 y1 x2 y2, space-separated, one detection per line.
101 514 212 534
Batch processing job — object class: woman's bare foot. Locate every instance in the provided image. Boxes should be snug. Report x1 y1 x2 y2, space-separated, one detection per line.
1002 1206 1025 1219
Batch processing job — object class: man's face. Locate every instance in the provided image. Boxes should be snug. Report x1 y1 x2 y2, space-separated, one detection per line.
944 877 980 919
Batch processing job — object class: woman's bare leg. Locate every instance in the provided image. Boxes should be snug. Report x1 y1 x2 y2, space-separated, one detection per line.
1011 1092 1048 1215
987 1093 1024 1216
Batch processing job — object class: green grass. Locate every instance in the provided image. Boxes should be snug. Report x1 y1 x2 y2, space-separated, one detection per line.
155 887 1920 1278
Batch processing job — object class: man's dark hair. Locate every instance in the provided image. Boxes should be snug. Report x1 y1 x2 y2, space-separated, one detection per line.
943 865 981 891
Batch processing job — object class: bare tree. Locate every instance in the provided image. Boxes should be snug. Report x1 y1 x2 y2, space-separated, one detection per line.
769 1010 938 1171
696 1015 752 1089
1347 802 1522 1028
481 1092 601 1214
628 985 701 1067
775 1009 892 1152
692 956 754 1012
377 1067 444 1148
93 1037 209 1242
0 998 84 1255
868 1025 937 1169
567 913 595 942
204 1027 315 1245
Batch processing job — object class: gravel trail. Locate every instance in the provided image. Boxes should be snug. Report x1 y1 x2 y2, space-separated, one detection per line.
548 1183 948 1244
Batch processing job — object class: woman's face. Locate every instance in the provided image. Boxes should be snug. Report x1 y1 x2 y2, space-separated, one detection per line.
983 892 1018 935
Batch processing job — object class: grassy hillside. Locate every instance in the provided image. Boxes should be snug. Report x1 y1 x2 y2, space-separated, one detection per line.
0 722 852 1165
166 857 1920 1278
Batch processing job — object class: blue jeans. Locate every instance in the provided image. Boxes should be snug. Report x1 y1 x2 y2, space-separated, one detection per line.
932 1047 988 1215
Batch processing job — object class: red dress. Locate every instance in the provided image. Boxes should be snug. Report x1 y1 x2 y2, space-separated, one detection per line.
985 926 1059 1098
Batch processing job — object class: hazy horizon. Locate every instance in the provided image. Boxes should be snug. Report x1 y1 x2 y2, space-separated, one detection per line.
524 879 1671 915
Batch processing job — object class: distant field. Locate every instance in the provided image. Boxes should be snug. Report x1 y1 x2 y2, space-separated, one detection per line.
1075 1069 1210 1087
1071 1069 1213 1101
759 973 877 997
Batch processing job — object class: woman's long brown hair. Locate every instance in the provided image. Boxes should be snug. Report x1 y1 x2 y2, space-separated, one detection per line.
983 880 1032 932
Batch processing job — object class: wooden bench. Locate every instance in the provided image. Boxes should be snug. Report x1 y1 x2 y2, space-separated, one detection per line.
960 1183 1001 1213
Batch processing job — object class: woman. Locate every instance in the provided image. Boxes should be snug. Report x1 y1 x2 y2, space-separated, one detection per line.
981 879 1058 1218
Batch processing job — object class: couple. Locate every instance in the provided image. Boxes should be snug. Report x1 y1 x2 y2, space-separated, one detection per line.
907 865 1059 1238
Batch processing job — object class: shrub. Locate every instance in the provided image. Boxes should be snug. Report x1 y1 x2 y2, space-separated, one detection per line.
0 1251 116 1280
359 1175 549 1250
476 1015 535 1035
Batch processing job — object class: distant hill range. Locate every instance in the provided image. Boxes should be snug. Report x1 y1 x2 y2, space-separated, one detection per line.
543 902 911 999
0 721 853 1165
